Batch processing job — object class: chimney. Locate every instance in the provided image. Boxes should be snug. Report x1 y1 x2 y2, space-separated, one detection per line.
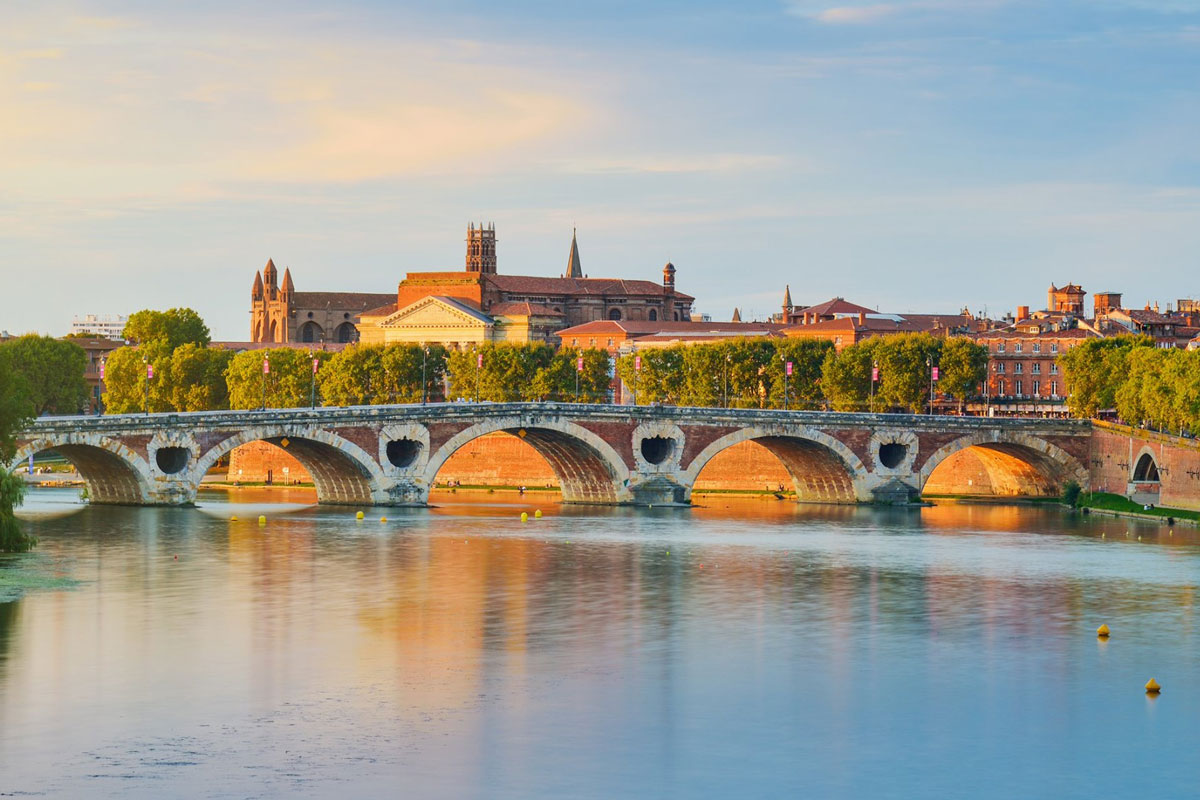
858 311 866 326
1017 305 1030 321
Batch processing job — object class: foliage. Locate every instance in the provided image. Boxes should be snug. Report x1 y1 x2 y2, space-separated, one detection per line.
820 338 882 412
938 337 990 410
319 344 448 406
168 344 234 412
1062 480 1081 507
226 349 334 409
769 339 836 409
1075 491 1200 522
0 349 32 462
0 469 34 553
615 347 685 405
445 343 610 402
0 335 89 416
122 308 211 354
1058 336 1152 418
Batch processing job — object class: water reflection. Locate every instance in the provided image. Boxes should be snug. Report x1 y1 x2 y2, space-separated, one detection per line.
0 489 1197 798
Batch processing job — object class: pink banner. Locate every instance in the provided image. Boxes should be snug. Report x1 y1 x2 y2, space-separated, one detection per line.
635 356 642 371
147 365 154 379
263 358 270 375
477 353 483 368
786 361 793 376
577 356 584 371
312 358 319 374
931 366 939 381
871 367 879 381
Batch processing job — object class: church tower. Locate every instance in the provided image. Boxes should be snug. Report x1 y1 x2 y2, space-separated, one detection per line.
782 285 793 321
566 228 583 279
466 222 497 274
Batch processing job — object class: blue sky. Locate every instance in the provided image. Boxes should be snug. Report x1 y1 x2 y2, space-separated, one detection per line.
2 0 1199 338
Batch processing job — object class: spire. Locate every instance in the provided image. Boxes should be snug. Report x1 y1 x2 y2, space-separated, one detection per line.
783 285 793 315
662 261 676 290
566 228 583 279
263 258 278 288
251 270 264 300
282 267 294 296
731 307 741 322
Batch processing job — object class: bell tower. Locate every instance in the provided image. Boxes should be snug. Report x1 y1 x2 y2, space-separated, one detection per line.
466 222 497 274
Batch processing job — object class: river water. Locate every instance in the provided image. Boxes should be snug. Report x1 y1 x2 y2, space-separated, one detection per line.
1 488 1197 798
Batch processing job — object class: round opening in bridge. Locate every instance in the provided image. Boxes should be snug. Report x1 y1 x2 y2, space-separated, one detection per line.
878 442 907 469
155 446 190 474
640 436 675 465
386 438 422 469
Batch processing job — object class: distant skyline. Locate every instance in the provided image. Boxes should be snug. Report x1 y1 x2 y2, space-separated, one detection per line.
3 0 1199 339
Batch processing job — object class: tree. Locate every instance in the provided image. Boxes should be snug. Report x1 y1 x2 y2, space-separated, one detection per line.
1058 336 1151 418
939 337 989 412
0 335 89 416
123 308 211 353
101 346 171 414
820 339 883 412
168 344 233 412
615 347 685 405
531 348 611 402
227 349 333 409
768 339 835 409
0 350 34 552
876 333 941 413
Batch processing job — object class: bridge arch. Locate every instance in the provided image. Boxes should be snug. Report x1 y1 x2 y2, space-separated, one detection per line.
424 418 631 504
191 426 390 506
12 434 153 505
683 426 868 503
920 431 1087 498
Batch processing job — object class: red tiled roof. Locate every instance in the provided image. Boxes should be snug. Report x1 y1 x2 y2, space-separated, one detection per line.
794 297 876 316
968 327 1099 340
485 274 694 301
489 301 564 317
557 320 783 337
360 302 399 317
292 291 396 312
784 317 925 335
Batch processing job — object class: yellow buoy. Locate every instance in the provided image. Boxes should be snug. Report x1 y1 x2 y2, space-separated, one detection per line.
230 515 238 522
521 512 528 522
258 515 266 525
1097 624 1110 638
1145 678 1161 694
380 517 387 522
534 509 543 518
355 511 364 520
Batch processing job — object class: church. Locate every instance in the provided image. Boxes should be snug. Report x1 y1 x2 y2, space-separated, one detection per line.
249 259 394 344
356 224 694 348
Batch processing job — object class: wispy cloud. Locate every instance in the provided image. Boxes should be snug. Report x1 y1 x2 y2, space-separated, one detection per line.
816 4 899 24
789 0 1013 25
560 153 789 175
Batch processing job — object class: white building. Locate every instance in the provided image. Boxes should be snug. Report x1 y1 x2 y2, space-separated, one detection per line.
70 314 128 340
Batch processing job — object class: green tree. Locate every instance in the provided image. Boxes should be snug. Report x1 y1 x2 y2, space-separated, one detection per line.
615 347 685 405
0 350 34 552
680 344 728 407
122 308 211 352
0 335 89 416
168 344 233 412
446 344 556 402
768 339 835 409
820 338 883 412
1058 335 1152 418
100 346 170 414
876 333 942 413
531 348 611 402
939 337 989 412
227 349 332 409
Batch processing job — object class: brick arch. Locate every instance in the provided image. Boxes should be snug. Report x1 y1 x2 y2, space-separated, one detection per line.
11 434 153 505
192 427 389 505
920 432 1088 497
682 427 868 503
425 418 631 504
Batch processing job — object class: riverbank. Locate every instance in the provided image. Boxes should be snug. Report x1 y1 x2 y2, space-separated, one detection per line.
1074 491 1200 526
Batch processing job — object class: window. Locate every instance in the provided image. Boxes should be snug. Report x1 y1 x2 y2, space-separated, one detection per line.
607 338 614 347
1051 381 1058 397
1014 343 1023 353
1032 343 1041 353
1050 343 1058 354
1014 362 1023 374
589 338 596 347
995 362 1005 373
608 308 623 321
1033 380 1040 395
998 379 1006 395
997 343 1006 353
571 338 578 347
1016 380 1023 396
648 309 658 321
1050 363 1058 374
1032 362 1041 374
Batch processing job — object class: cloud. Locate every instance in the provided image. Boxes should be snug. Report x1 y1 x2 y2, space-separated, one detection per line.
816 4 899 23
791 0 1013 24
560 153 789 175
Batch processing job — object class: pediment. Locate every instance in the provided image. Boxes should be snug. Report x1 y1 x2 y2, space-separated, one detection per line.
381 296 491 328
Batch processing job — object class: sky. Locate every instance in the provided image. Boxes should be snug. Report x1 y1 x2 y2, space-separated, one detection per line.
2 0 1199 339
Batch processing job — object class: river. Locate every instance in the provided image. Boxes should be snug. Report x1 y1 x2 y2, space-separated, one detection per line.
1 488 1197 798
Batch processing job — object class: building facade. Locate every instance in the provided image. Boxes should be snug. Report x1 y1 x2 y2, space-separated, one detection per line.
70 314 128 340
249 259 395 345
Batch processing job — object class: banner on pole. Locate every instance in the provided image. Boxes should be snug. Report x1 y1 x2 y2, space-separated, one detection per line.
577 356 584 372
147 364 154 379
931 366 939 381
312 358 319 374
786 361 793 376
263 357 270 375
634 355 641 371
871 366 879 382
477 353 483 368
99 361 105 380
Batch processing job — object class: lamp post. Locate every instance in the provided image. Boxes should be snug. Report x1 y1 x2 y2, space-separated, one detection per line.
782 354 792 411
475 349 482 402
575 351 583 402
870 360 878 410
310 352 318 409
98 356 106 416
723 353 730 409
142 356 151 415
633 353 641 407
261 353 269 411
421 346 429 404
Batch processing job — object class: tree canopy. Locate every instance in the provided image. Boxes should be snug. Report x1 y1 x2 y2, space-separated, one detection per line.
0 335 88 416
122 308 211 354
0 349 34 552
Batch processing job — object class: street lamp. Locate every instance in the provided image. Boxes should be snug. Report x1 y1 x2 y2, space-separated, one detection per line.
309 351 318 409
421 345 429 405
142 356 152 415
98 356 106 416
781 353 791 411
261 352 269 411
723 353 730 409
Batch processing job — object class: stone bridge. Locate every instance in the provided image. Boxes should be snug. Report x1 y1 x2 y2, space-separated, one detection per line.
10 403 1095 507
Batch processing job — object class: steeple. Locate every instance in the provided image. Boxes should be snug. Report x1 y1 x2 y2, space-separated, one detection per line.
465 222 497 274
663 261 676 290
731 307 741 323
281 267 294 297
783 285 793 319
251 270 264 300
566 228 583 279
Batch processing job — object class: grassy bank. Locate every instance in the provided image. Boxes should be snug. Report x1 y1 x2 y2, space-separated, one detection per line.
1075 492 1200 523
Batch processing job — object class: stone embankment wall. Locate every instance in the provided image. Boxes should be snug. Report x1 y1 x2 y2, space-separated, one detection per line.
227 435 792 492
1089 422 1200 511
